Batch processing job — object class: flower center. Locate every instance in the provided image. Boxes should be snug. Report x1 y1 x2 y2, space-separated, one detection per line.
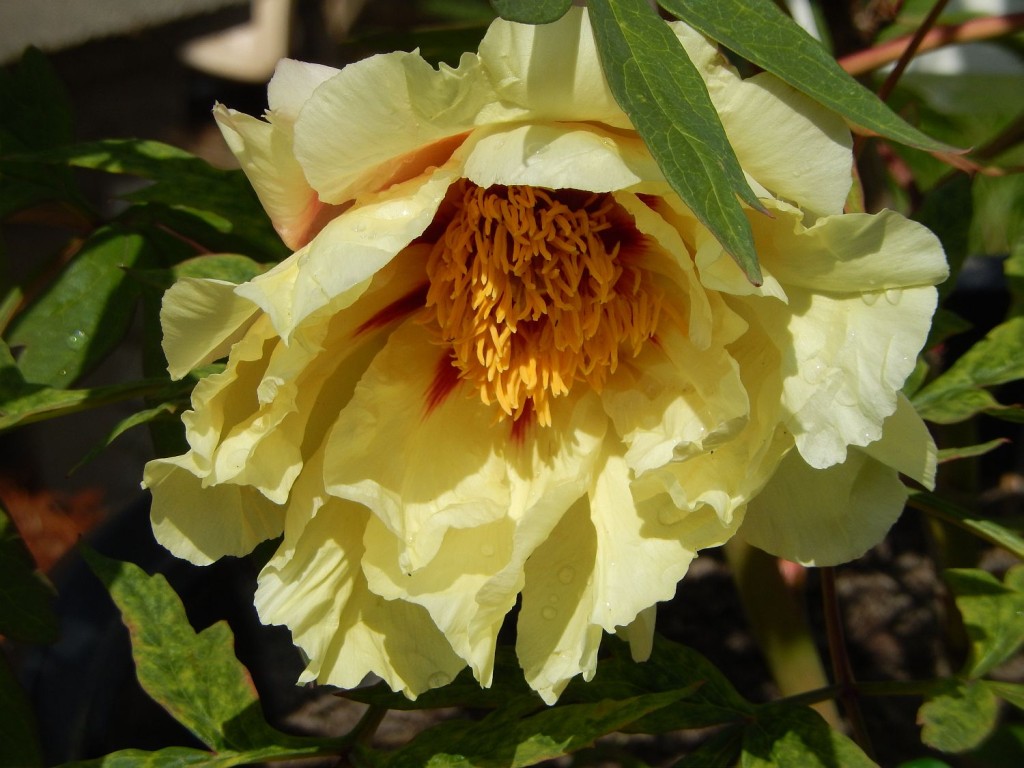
425 181 661 426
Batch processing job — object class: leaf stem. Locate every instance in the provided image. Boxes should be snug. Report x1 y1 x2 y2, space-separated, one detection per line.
839 11 1024 77
877 0 951 101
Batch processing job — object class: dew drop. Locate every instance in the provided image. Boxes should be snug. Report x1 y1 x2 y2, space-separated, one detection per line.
862 292 880 306
66 330 87 348
557 566 575 584
541 606 557 620
428 671 451 688
884 288 901 305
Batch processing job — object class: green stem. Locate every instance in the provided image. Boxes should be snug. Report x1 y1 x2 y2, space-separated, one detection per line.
723 538 841 728
821 567 875 759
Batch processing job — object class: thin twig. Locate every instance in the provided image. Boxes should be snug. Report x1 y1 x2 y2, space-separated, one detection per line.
877 0 951 101
840 12 1024 77
820 567 876 759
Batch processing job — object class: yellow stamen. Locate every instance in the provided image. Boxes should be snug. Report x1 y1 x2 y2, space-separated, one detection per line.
425 181 661 426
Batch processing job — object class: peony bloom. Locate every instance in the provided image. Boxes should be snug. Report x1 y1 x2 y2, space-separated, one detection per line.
144 8 947 703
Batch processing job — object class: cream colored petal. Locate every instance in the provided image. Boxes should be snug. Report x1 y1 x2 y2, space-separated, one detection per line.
359 390 607 685
210 250 429 499
861 392 937 489
476 7 630 129
738 446 908 566
324 320 511 572
603 313 748 476
293 48 488 203
461 123 660 192
760 208 949 293
145 455 284 565
234 254 303 340
214 105 340 250
362 514 515 683
160 277 258 380
588 450 711 632
266 58 338 120
255 456 464 698
619 606 656 662
755 284 937 469
517 498 603 704
178 314 279 473
283 166 457 336
669 23 852 216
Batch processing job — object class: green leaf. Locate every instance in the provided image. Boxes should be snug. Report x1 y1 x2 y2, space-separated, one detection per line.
0 500 57 643
82 548 330 753
7 226 155 387
61 744 340 768
12 140 286 261
937 438 1009 464
0 47 73 152
987 680 1024 711
70 402 182 474
919 678 1000 754
588 0 764 284
914 175 973 303
673 724 743 767
380 689 693 768
561 635 754 732
924 307 971 353
659 0 956 153
944 566 1024 679
909 490 1024 559
741 704 876 768
0 654 43 768
489 0 571 24
131 254 268 293
0 375 193 433
912 316 1024 424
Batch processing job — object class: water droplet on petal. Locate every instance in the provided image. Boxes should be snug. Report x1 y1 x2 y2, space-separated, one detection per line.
884 288 901 305
541 606 557 620
428 672 451 688
558 566 575 584
862 293 880 306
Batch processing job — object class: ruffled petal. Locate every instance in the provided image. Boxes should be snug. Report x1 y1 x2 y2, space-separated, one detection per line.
252 166 457 337
670 24 852 216
145 456 284 565
461 123 660 192
737 445 908 567
214 105 341 250
476 7 630 129
160 277 258 380
360 390 607 684
293 49 488 203
517 498 603 704
764 284 937 468
760 208 949 293
861 392 936 488
324 321 512 572
255 451 464 697
266 58 338 120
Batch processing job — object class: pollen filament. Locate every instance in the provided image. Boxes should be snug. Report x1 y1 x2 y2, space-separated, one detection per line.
425 181 661 426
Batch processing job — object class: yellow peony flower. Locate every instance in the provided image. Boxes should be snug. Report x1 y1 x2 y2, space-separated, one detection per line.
144 8 947 703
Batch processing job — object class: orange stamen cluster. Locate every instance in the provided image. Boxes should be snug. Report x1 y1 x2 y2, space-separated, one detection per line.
425 181 661 425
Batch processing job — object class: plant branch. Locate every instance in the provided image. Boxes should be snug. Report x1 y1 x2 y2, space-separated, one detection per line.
877 0 951 101
840 12 1024 77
